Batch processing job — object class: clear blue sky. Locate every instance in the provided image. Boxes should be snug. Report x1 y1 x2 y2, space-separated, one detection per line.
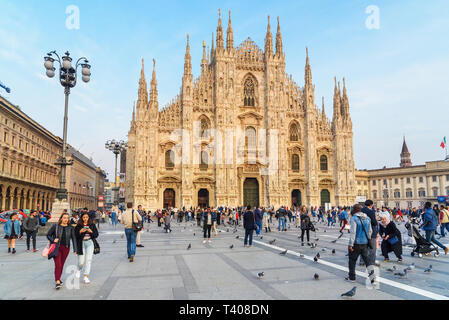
1 0 448 179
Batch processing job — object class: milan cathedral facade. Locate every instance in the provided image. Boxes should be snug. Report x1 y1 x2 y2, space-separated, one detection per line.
126 11 356 210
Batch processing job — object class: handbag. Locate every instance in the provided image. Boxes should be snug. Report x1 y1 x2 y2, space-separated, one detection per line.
93 238 100 254
44 225 60 259
387 236 399 245
131 210 143 232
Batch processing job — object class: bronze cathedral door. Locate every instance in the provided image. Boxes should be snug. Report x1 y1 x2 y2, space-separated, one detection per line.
243 178 259 209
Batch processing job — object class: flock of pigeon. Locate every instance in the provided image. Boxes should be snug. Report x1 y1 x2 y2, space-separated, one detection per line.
111 220 439 299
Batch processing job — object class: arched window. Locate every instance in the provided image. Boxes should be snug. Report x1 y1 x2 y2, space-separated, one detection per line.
200 118 209 139
200 151 208 170
243 77 256 107
291 154 299 172
290 123 299 141
320 155 328 171
165 150 174 169
245 127 256 151
245 127 257 163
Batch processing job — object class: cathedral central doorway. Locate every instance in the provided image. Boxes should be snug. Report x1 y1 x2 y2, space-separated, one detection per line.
198 189 209 208
320 189 330 206
243 178 259 209
163 188 175 208
292 189 301 208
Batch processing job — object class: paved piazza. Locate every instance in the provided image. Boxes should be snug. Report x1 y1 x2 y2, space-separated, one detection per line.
1 219 448 300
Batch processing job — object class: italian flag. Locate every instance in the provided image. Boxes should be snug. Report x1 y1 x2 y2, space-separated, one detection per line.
441 137 447 149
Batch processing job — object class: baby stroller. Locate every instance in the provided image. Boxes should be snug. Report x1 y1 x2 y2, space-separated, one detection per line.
405 222 440 258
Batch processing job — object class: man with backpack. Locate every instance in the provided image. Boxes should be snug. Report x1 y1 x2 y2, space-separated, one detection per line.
346 204 374 283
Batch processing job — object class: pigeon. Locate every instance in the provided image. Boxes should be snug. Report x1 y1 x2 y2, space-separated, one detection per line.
315 238 319 242
313 256 318 263
299 254 305 258
314 273 319 280
332 249 336 255
424 265 432 273
260 236 263 240
280 250 288 255
331 239 337 244
341 286 356 298
269 239 276 245
236 236 239 239
405 263 415 271
113 239 117 244
146 229 149 232
187 243 191 250
316 253 320 259
193 233 196 236
394 269 407 278
321 248 326 252
230 244 234 249
387 266 397 272
324 230 326 233
226 228 230 232
258 272 264 279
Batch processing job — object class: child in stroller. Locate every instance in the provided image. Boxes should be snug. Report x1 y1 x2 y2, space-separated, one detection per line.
405 222 440 257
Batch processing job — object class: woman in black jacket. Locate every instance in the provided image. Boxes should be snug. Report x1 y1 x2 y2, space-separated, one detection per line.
74 212 99 284
379 212 402 262
46 212 78 290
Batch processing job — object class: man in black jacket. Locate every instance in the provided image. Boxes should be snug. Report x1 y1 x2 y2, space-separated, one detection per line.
359 200 380 266
243 205 256 247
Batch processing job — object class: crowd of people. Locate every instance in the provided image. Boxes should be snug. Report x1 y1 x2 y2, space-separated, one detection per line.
2 200 449 290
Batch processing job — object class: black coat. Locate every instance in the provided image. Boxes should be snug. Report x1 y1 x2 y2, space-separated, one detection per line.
74 223 99 255
243 210 256 230
300 214 311 230
46 224 78 259
379 221 402 255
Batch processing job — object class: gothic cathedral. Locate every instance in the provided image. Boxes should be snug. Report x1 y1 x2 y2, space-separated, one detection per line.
126 11 356 210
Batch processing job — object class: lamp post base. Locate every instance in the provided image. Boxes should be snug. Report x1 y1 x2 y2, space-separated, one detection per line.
50 198 71 223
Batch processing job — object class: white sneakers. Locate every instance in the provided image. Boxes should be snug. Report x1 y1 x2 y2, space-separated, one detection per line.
83 276 90 284
203 240 207 244
208 240 211 243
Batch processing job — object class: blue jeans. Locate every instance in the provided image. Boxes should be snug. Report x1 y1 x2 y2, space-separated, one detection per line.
440 223 449 237
111 215 117 226
278 217 286 231
255 220 262 235
425 230 447 250
125 228 137 258
244 229 254 246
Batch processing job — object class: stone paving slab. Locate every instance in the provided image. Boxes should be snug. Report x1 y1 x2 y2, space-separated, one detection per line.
0 219 448 300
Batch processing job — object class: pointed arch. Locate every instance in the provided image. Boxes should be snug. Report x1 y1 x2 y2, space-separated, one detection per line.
242 74 258 107
289 121 300 141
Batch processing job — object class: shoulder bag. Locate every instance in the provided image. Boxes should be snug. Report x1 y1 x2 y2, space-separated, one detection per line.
132 209 143 232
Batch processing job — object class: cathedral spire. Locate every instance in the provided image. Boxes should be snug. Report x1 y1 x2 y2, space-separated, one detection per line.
305 47 312 86
216 9 224 51
341 77 349 117
137 58 148 113
201 40 208 75
333 77 341 120
226 10 234 51
211 32 215 61
264 15 273 58
275 16 283 57
149 58 158 107
184 34 192 76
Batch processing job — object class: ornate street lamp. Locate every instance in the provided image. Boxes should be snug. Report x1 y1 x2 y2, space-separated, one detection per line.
43 51 91 203
105 140 127 205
